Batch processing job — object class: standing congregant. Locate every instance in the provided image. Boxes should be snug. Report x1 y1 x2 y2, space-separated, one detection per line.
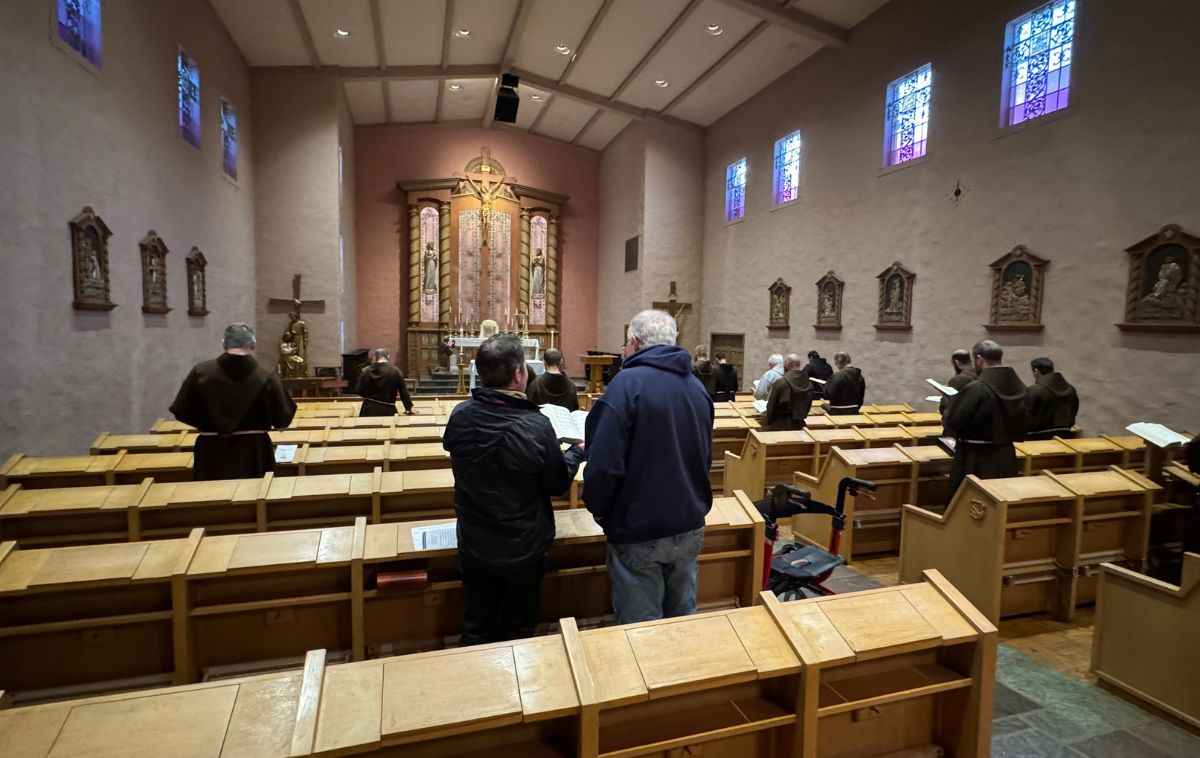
691 344 715 396
754 354 785 400
170 323 296 481
713 351 739 401
942 341 1030 498
527 348 578 410
585 310 713 623
803 350 833 399
356 348 414 416
442 334 584 644
824 352 865 414
940 349 976 416
1025 358 1079 440
764 354 813 431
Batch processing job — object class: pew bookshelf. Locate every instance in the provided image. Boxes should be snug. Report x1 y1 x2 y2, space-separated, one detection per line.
0 570 994 758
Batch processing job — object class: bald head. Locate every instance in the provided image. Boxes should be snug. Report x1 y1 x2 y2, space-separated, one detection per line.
783 353 803 371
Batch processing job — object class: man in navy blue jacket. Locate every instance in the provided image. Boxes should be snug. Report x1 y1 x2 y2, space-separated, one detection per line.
583 309 714 623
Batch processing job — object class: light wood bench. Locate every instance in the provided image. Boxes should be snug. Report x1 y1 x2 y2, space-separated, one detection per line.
899 467 1159 624
1091 552 1200 729
0 569 993 758
0 495 764 697
92 426 447 454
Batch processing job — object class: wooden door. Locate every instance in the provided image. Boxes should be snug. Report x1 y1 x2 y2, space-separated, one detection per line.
709 333 745 392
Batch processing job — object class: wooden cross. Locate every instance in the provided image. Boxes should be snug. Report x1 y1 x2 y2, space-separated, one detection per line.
268 274 325 313
460 148 516 239
652 281 691 319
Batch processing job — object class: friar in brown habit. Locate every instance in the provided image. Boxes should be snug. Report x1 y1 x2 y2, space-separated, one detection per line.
357 348 414 416
170 323 297 481
527 348 579 411
942 340 1030 499
763 354 813 431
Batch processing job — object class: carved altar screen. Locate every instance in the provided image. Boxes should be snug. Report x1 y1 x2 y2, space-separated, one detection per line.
530 215 548 325
419 207 439 323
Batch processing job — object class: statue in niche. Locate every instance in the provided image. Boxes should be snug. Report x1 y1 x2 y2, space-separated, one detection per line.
69 206 116 310
186 247 208 316
140 231 170 314
280 312 309 378
422 242 439 294
766 278 791 330
821 288 836 318
987 246 1047 331
885 276 904 315
999 275 1031 321
875 262 914 329
814 272 844 330
1119 225 1200 332
531 248 546 298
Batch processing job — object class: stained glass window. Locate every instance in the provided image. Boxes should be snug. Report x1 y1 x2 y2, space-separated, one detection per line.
178 48 201 149
773 132 801 205
883 64 932 167
220 98 237 179
57 0 102 67
725 159 747 222
1002 1 1076 127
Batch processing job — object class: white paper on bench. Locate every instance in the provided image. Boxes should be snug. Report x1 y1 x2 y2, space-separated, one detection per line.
274 445 298 463
412 522 458 550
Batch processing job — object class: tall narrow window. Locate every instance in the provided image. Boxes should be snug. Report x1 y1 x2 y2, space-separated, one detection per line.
220 98 237 179
725 159 747 222
1001 1 1076 127
178 48 201 149
56 0 102 67
883 63 932 167
773 132 801 205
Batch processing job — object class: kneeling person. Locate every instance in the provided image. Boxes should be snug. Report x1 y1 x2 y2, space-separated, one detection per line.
527 348 578 411
442 334 584 645
823 352 865 415
357 348 414 416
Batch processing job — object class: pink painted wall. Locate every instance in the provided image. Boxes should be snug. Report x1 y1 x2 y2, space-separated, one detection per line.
354 123 600 376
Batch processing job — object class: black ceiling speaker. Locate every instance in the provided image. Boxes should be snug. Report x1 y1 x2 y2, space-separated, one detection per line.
494 73 520 123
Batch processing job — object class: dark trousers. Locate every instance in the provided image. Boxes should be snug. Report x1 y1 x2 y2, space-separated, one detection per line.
948 442 1019 501
459 553 546 646
193 433 274 481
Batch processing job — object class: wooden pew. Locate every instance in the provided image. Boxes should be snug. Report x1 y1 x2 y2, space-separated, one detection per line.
92 426 446 454
0 570 994 758
0 495 764 696
1091 552 1200 729
899 467 1158 624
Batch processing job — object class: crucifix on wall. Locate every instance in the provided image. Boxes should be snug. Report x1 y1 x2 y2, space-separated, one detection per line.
652 281 692 343
268 274 325 378
460 148 516 243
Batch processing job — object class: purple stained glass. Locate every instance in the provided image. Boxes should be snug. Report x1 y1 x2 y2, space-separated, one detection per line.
773 132 801 205
1002 1 1076 127
178 49 201 149
725 159 746 222
220 99 237 179
883 64 932 167
57 0 102 67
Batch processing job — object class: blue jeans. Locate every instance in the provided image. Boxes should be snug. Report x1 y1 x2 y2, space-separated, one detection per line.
606 528 705 624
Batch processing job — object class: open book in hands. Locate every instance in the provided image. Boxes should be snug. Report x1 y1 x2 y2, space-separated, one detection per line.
540 404 589 443
926 378 957 396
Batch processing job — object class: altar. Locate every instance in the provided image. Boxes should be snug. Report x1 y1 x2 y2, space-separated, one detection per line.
455 336 542 361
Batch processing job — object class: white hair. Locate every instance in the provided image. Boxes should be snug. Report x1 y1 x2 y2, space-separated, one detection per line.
768 354 783 368
628 309 678 347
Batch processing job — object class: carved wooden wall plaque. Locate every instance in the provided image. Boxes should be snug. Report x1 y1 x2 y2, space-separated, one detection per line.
139 231 170 314
69 206 115 311
767 278 791 330
186 247 209 317
875 262 914 330
987 245 1047 331
814 271 843 330
1118 224 1200 333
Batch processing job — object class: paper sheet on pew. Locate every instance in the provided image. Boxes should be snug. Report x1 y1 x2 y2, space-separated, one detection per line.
540 404 589 442
752 399 768 414
412 522 458 550
274 444 298 463
926 378 957 396
1126 422 1191 449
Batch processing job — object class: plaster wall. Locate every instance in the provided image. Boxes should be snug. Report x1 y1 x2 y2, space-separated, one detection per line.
354 123 600 376
0 0 254 459
597 122 645 350
252 72 345 370
337 88 357 356
702 0 1200 435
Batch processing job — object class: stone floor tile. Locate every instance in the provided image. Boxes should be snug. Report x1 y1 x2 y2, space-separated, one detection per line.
1069 730 1178 758
991 728 1087 758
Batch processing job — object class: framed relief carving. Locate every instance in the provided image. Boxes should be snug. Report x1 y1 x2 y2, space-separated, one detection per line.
767 278 791 330
139 231 170 314
185 247 208 317
69 206 115 310
1117 224 1200 333
875 262 914 330
987 245 1047 331
814 271 843 330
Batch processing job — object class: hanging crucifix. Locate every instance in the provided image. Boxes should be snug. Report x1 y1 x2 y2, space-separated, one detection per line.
652 281 692 320
460 147 515 243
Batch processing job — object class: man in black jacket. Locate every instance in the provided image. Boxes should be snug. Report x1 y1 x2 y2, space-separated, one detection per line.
823 352 865 415
803 350 833 399
356 349 414 416
713 351 739 402
1025 358 1079 440
943 341 1030 499
442 334 584 645
527 348 578 411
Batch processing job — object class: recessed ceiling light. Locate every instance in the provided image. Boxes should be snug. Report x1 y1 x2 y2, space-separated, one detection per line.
555 44 571 55
531 94 543 101
335 28 350 38
448 82 461 90
454 28 470 38
706 23 723 35
654 79 669 88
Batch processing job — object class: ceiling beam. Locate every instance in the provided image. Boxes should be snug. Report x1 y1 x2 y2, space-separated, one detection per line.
485 0 533 129
286 0 321 68
334 64 501 82
571 109 603 146
368 0 392 122
558 0 614 84
660 21 767 115
440 0 455 68
526 95 553 135
714 0 847 47
512 67 645 120
610 0 703 100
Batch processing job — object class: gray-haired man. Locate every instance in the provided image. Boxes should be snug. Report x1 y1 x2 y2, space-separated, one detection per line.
754 354 785 400
170 324 296 480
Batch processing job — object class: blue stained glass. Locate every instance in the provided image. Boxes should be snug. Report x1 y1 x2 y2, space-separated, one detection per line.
883 63 932 167
57 0 102 67
725 159 747 222
179 49 201 149
221 99 237 179
1002 1 1077 127
773 132 801 205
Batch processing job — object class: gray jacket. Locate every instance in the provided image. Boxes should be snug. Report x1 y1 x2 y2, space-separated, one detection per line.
754 364 785 400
